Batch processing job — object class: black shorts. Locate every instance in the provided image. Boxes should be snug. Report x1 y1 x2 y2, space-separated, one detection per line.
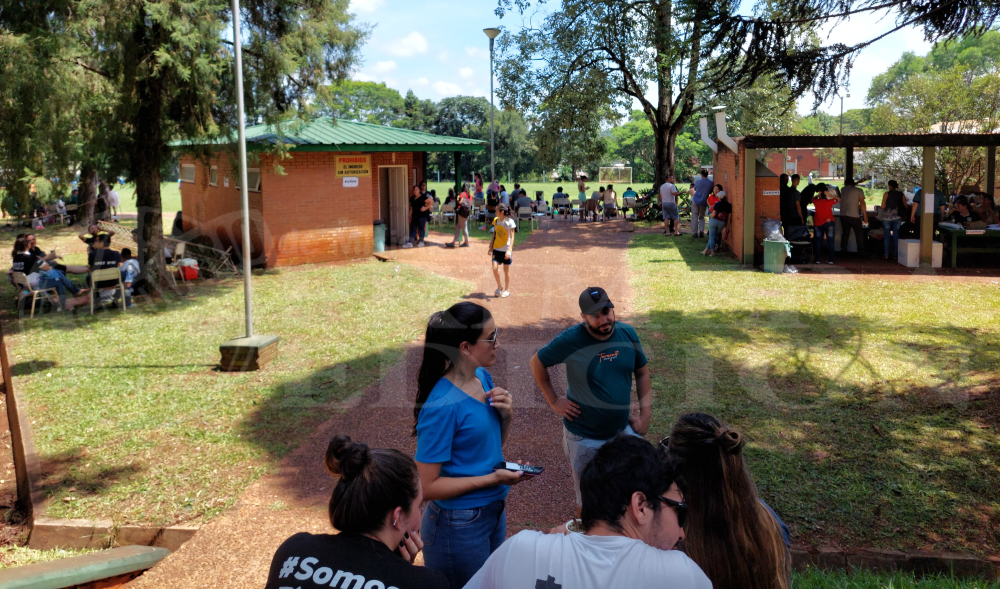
491 250 512 265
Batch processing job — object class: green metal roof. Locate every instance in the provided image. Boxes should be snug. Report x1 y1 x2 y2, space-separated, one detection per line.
175 117 485 152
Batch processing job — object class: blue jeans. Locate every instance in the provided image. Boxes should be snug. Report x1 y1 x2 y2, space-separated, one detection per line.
883 218 902 257
422 499 506 589
707 217 726 250
37 270 78 307
815 221 835 263
409 217 428 243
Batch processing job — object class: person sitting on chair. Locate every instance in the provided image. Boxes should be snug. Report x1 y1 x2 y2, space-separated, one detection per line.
603 186 618 220
11 236 88 311
946 196 982 224
88 232 123 305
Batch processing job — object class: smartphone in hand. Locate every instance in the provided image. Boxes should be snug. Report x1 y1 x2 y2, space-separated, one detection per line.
494 462 544 477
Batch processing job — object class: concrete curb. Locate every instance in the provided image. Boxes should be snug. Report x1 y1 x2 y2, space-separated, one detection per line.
0 545 170 589
791 545 1000 580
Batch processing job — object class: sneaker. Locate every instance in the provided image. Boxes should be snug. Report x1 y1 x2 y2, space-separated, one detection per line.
402 242 414 249
416 241 425 248
501 290 511 298
699 232 705 238
494 289 503 297
459 242 470 247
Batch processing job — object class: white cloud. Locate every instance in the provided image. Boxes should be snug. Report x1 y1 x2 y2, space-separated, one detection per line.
432 81 463 96
354 72 377 82
373 60 396 73
387 32 428 57
464 85 488 98
410 77 430 86
459 67 474 79
465 46 490 60
438 50 451 63
349 0 383 13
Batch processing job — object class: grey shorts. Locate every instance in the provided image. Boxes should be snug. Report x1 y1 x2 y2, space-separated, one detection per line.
662 202 679 220
563 424 642 507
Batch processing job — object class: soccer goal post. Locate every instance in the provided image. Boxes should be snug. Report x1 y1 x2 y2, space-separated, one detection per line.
599 167 632 184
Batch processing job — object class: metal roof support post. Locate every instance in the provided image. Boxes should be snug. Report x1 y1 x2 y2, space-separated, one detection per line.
454 152 463 197
920 146 935 266
845 146 854 181
743 147 756 266
987 145 996 198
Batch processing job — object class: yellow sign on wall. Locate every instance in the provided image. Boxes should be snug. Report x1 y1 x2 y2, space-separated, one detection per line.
335 155 371 177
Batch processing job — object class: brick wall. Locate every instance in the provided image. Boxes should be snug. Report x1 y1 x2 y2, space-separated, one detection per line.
179 155 267 263
766 149 837 177
755 175 781 249
714 143 744 261
370 151 424 221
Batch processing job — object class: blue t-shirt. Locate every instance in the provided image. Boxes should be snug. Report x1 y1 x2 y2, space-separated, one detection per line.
415 368 508 510
693 178 714 205
537 323 648 440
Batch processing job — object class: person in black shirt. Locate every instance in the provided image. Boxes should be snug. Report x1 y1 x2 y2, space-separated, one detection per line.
704 193 733 257
265 435 447 589
799 181 818 224
404 185 433 249
26 234 88 275
11 236 88 310
88 233 123 303
945 197 982 225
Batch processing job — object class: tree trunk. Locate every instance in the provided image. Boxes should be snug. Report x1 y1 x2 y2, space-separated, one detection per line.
78 167 97 226
131 20 166 296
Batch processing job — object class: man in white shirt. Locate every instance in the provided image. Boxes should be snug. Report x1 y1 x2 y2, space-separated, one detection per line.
464 435 711 589
108 188 120 219
659 176 681 235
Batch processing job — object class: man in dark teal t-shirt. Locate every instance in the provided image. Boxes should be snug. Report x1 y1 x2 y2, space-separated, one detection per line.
529 286 652 506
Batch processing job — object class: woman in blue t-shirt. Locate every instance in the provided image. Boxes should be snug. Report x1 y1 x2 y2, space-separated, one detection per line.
413 302 529 589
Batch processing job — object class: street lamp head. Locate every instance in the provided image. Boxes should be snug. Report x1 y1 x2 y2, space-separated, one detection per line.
483 28 501 40
847 93 851 99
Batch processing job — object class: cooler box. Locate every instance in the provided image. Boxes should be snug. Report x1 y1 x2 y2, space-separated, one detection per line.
177 258 199 280
897 239 942 268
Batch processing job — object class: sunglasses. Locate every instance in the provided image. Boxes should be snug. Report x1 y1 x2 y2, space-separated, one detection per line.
478 328 499 346
655 495 688 528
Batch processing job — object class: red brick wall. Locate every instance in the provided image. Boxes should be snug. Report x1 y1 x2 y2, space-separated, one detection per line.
369 151 426 222
714 143 744 261
765 152 785 176
179 155 267 262
755 176 781 250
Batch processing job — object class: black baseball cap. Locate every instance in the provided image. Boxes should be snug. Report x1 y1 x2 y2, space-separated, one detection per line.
579 287 615 315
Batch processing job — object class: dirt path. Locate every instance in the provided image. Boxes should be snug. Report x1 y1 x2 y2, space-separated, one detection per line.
130 218 638 588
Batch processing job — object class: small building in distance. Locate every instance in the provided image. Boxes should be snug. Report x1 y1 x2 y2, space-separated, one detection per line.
175 117 483 267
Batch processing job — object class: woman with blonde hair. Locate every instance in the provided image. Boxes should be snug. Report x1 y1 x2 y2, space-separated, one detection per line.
662 413 791 589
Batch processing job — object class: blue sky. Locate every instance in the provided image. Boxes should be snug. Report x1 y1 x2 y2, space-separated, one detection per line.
347 0 935 116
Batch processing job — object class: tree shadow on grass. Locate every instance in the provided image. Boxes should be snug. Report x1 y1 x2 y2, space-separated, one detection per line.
10 360 56 376
636 306 1000 554
37 446 144 507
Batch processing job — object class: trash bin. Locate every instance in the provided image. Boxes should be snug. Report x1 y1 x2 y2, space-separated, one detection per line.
373 220 386 253
763 239 788 274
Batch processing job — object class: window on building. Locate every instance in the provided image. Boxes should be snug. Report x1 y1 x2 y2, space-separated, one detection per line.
209 166 218 186
180 164 196 183
236 168 262 192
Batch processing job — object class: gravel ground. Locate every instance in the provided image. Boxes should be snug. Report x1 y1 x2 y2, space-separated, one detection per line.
130 217 639 588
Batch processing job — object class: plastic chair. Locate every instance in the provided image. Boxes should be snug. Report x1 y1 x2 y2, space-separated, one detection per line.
90 268 126 314
622 197 637 220
439 204 456 225
12 272 59 318
516 207 537 231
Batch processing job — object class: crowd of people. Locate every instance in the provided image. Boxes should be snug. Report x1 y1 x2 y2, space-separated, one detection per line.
8 225 140 314
656 170 733 256
778 173 999 264
265 288 793 589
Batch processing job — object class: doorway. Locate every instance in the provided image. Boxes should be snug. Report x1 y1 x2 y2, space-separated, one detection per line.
378 165 408 246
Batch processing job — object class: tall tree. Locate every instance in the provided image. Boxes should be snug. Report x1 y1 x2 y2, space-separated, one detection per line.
4 0 366 291
317 80 404 125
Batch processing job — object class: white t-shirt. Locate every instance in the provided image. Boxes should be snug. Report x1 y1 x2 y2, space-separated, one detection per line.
491 217 517 253
660 182 679 206
108 190 120 207
463 530 712 589
604 190 617 205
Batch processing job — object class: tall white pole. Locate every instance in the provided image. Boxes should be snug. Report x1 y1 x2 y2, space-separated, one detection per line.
489 37 496 187
231 0 254 338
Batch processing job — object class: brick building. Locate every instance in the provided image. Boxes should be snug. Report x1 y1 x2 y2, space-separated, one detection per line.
176 118 483 267
764 148 837 177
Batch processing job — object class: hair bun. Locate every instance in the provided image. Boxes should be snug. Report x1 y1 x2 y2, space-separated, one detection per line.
717 430 744 454
325 434 371 482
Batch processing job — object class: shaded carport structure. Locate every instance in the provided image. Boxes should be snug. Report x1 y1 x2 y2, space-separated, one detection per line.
739 133 1000 266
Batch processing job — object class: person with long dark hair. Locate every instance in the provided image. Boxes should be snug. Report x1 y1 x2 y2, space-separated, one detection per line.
265 435 447 589
413 302 530 588
662 413 792 589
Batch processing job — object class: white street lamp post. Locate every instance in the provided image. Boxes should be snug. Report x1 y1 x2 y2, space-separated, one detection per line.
840 92 851 135
484 28 501 188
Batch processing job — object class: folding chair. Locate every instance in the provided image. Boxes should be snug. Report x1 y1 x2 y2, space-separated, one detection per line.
552 196 570 219
516 206 536 231
439 204 456 226
12 272 59 318
534 203 551 221
167 242 187 281
431 202 442 227
90 268 126 314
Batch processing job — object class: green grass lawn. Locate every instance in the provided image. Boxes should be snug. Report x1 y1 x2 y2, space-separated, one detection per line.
3 260 468 526
793 569 1000 588
112 182 182 216
628 224 1000 555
